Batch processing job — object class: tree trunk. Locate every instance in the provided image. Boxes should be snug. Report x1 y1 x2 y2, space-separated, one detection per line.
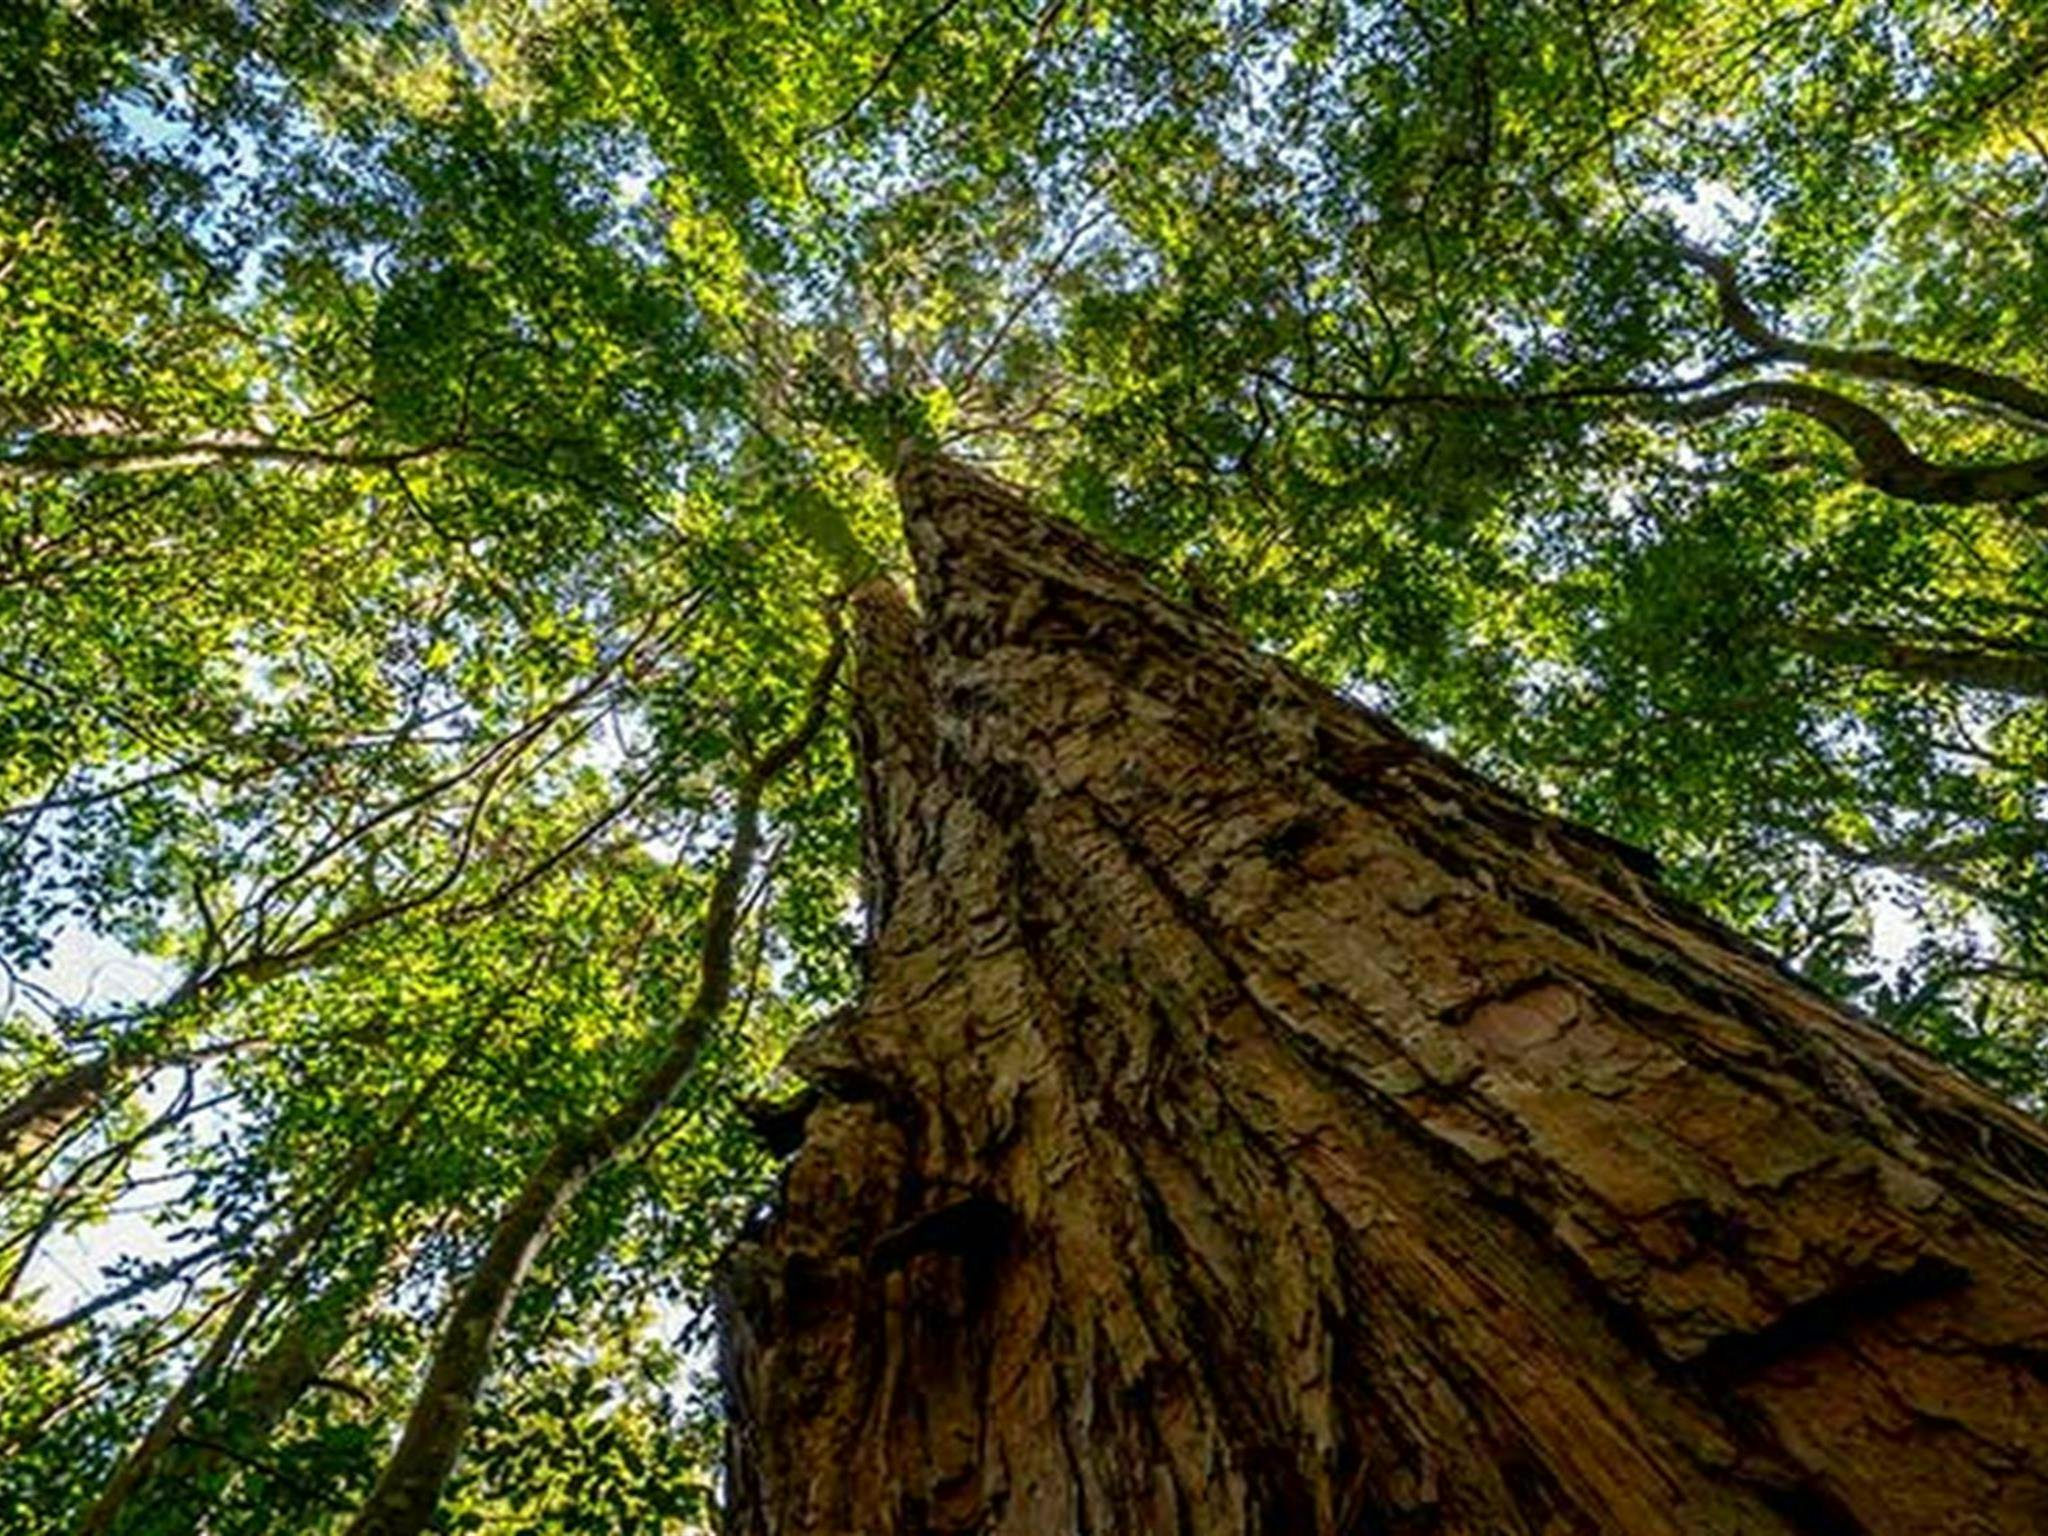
77 1149 371 1536
125 1257 382 1529
0 1054 112 1174
346 632 844 1536
719 451 2048 1534
79 1043 465 1536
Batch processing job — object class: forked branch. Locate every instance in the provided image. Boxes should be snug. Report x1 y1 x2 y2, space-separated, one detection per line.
1260 244 2048 516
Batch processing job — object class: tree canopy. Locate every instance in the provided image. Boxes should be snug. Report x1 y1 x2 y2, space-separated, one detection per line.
3 0 2046 1528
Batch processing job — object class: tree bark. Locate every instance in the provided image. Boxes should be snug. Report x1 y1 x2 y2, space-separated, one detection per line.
720 451 2048 1534
0 1054 113 1173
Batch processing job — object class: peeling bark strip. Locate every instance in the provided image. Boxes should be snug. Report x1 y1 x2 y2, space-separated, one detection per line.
722 451 2048 1534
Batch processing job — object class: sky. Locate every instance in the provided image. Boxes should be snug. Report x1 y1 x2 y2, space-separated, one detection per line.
15 932 191 1323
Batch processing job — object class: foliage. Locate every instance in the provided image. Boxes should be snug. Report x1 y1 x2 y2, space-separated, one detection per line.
3 0 2046 1528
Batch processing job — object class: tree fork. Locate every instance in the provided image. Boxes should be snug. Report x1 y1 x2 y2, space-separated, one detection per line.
720 451 2048 1534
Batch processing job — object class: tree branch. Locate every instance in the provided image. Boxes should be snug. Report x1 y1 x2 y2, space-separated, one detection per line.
804 0 972 141
1676 243 2048 426
1654 380 2048 508
0 433 466 484
1773 621 2048 698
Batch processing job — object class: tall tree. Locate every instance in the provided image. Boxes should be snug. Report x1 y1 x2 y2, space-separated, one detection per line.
7 0 2048 1529
725 451 2048 1532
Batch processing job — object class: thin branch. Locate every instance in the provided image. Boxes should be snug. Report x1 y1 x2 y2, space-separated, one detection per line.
803 0 972 141
1774 621 2048 698
1676 243 2048 426
0 1238 233 1358
0 434 467 485
1257 365 2048 512
1249 352 1769 414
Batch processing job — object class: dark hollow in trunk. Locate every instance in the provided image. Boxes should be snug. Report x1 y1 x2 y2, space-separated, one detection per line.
720 452 2048 1534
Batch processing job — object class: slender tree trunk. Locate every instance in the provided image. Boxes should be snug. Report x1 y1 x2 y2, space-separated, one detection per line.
0 1055 113 1173
115 1255 385 1529
77 1148 375 1536
720 452 2048 1534
345 632 845 1536
343 1127 616 1536
76 1045 464 1536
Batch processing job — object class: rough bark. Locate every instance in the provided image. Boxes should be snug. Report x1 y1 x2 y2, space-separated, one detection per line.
720 451 2048 1535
